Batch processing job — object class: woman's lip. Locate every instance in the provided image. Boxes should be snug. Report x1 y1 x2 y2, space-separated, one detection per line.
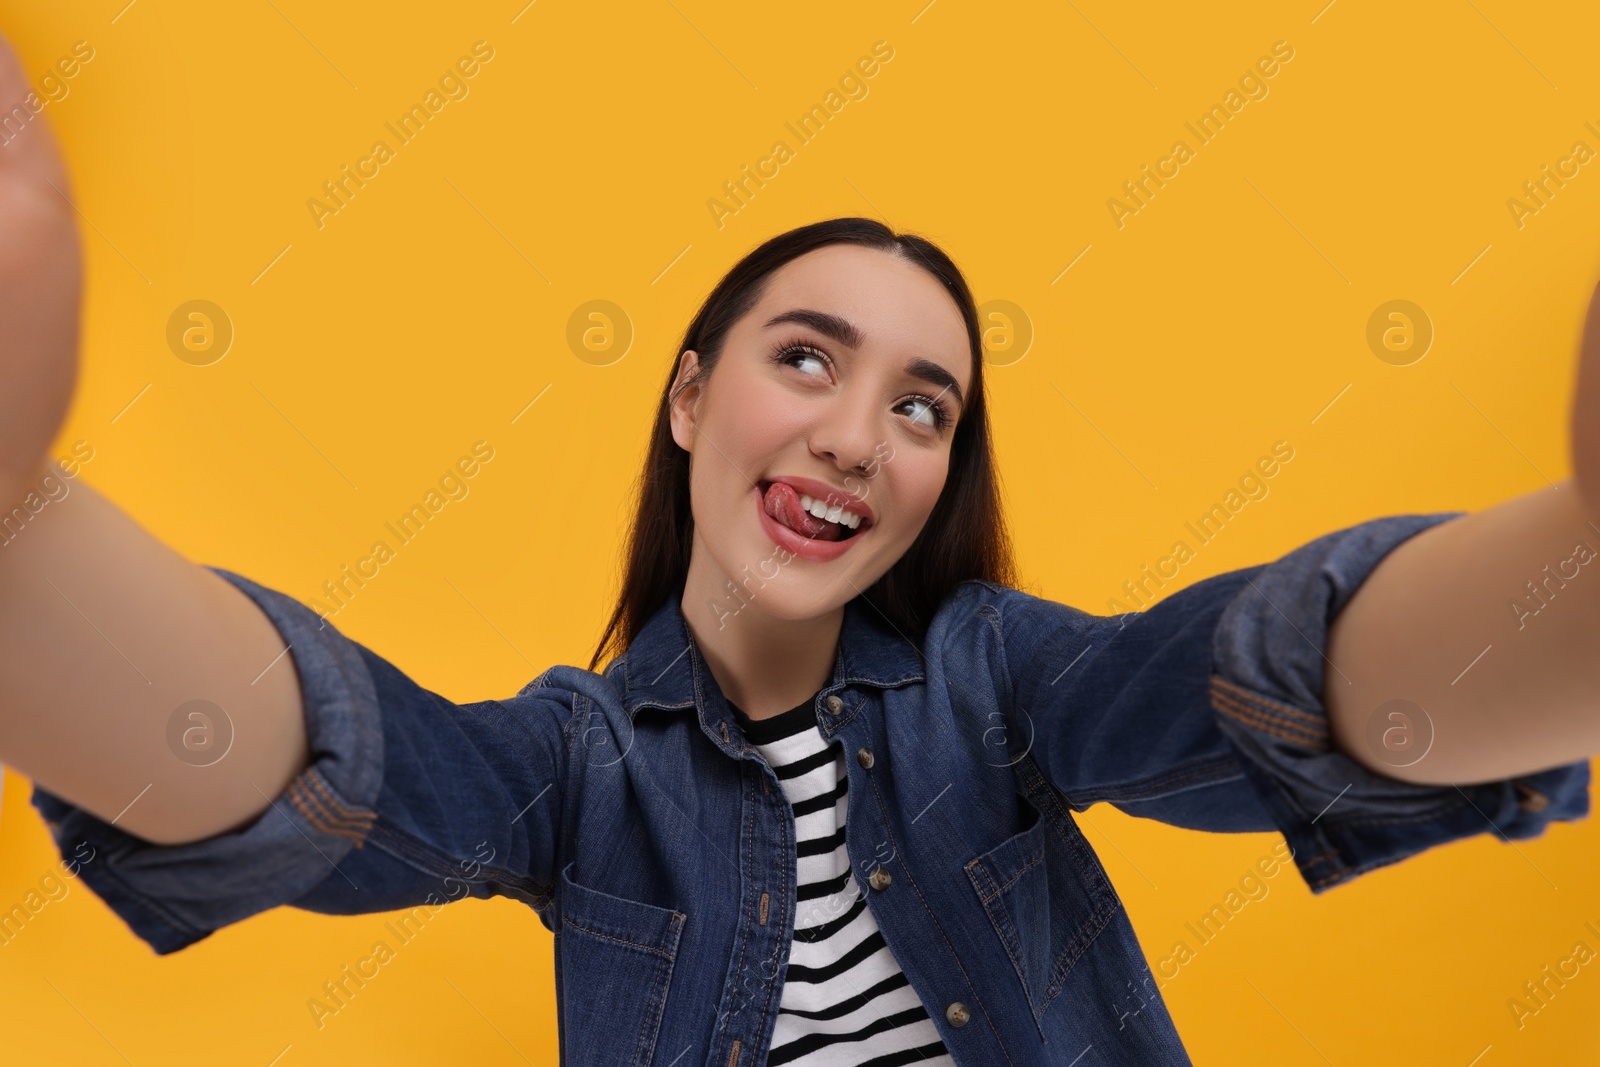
754 484 867 563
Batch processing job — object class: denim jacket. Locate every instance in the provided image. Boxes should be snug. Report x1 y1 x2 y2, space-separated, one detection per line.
31 511 1590 1066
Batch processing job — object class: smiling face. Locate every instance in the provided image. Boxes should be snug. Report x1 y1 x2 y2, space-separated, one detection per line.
668 243 974 625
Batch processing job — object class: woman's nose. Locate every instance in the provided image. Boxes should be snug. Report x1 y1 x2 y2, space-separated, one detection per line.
809 400 882 476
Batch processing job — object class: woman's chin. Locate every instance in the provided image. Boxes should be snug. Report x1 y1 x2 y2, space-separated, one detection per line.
707 562 855 626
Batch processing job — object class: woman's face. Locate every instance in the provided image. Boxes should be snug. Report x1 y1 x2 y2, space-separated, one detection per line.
669 243 974 624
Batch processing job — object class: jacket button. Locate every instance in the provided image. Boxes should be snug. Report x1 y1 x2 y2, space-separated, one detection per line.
825 695 845 715
857 747 874 769
867 866 892 891
945 1001 970 1027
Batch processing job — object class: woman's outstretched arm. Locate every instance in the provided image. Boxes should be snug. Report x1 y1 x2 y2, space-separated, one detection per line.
1323 281 1600 786
0 29 311 845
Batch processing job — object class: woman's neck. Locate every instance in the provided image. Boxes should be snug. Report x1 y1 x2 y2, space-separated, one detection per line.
679 534 843 721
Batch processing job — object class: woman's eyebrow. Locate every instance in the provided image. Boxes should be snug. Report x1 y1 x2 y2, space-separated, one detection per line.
762 307 964 409
763 308 864 348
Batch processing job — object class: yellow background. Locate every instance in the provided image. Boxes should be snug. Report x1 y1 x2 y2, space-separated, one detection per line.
2 0 1598 1063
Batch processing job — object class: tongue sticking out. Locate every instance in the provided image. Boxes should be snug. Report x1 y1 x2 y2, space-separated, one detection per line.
763 481 846 542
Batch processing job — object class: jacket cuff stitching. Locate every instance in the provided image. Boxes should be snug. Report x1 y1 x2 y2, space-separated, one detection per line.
1210 675 1326 729
288 768 377 845
1208 678 1330 749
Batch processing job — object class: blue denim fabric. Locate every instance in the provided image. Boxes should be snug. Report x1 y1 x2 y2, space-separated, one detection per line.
31 511 1590 1066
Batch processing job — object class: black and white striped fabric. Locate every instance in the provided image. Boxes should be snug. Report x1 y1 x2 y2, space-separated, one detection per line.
729 697 956 1067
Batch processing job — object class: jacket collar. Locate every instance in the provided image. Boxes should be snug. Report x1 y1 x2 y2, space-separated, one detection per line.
620 585 926 720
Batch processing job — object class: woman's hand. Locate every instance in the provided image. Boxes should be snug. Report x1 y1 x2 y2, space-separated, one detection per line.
0 29 83 504
1572 277 1600 521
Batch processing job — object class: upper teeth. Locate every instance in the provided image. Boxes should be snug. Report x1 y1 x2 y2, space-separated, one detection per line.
799 494 864 529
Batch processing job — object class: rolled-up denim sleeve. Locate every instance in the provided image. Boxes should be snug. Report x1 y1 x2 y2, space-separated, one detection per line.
1206 512 1591 893
29 566 575 955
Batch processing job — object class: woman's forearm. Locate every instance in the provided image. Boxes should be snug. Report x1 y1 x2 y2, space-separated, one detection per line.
0 460 313 845
1324 480 1600 785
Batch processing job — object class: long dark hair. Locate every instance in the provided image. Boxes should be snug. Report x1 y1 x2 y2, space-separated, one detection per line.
587 217 1018 672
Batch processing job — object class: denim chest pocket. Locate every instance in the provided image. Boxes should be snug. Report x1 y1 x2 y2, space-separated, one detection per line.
557 860 687 1067
964 789 1121 1039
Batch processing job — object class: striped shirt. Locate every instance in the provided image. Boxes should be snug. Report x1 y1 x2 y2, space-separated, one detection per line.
729 696 957 1067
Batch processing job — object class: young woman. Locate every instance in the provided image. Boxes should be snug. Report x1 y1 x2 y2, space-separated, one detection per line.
2 31 1597 1067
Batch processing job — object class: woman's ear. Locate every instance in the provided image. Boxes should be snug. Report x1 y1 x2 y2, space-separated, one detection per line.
668 349 702 452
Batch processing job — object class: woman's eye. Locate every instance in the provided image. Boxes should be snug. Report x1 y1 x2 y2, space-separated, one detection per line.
776 344 830 379
898 398 940 429
791 352 828 378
